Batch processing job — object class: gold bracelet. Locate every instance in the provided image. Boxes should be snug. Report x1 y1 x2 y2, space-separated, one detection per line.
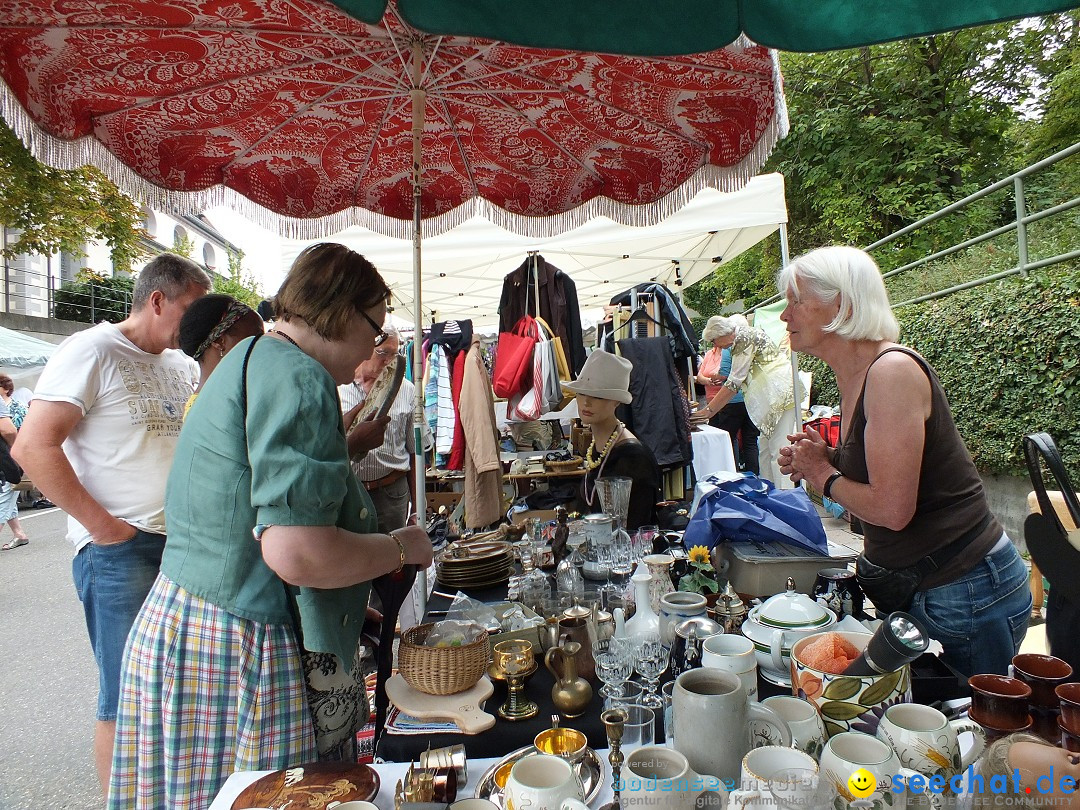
389 531 406 574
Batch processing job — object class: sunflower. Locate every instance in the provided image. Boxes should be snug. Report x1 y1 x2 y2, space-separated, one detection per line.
687 545 711 564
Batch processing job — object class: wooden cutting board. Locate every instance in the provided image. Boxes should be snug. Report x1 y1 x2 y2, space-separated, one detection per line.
385 674 496 734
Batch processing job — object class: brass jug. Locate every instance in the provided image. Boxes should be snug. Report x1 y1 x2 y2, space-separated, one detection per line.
545 640 594 719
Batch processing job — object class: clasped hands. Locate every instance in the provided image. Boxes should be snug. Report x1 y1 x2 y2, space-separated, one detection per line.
777 427 832 484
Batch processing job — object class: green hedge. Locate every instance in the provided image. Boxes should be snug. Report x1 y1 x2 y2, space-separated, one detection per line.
53 275 133 324
801 263 1080 475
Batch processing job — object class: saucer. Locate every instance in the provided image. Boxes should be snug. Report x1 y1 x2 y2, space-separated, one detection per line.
968 706 1033 741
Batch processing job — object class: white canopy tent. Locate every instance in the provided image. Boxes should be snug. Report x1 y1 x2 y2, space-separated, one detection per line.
279 173 788 326
0 324 58 389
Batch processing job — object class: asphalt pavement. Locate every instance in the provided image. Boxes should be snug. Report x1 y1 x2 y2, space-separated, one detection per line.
0 505 103 810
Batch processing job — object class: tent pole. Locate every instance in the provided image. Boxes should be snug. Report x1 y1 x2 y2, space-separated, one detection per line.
777 222 803 434
410 43 428 618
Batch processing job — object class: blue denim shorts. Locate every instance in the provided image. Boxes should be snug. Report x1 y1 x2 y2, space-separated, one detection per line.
909 539 1032 677
72 530 166 721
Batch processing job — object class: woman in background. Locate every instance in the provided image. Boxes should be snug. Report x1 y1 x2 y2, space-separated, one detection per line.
177 294 264 416
0 374 30 550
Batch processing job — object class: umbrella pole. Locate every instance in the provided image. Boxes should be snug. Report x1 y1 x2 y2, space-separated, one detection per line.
410 44 429 619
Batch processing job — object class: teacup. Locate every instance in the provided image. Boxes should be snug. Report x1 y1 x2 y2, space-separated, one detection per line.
819 732 924 809
1012 653 1073 708
620 745 726 810
504 754 588 810
701 634 758 700
876 703 986 782
968 674 1032 731
534 727 589 765
728 746 819 810
761 696 827 759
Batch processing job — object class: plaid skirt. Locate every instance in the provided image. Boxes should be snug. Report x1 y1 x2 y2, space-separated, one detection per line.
107 574 318 810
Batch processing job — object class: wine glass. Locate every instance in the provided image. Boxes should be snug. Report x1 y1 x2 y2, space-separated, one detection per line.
633 632 670 709
592 639 633 699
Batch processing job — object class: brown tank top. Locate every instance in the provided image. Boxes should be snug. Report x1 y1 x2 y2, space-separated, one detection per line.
832 347 1000 590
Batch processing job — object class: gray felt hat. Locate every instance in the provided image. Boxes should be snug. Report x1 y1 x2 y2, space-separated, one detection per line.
562 350 633 404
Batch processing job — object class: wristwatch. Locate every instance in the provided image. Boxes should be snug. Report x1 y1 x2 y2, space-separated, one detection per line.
822 470 844 499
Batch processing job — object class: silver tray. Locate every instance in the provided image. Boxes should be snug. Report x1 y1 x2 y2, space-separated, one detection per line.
474 745 605 807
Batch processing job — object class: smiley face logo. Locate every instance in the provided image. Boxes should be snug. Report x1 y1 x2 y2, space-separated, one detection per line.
847 768 877 798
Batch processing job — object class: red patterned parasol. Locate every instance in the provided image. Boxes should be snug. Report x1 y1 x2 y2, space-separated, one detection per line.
0 0 785 238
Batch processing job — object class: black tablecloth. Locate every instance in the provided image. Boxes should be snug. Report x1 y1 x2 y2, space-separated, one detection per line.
375 583 970 763
376 581 620 762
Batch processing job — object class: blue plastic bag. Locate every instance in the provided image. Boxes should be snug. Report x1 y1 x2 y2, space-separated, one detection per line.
683 473 829 555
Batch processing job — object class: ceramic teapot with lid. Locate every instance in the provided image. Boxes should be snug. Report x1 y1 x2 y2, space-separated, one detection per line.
740 577 835 686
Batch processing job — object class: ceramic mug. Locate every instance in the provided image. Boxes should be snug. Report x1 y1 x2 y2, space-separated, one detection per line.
968 674 1032 731
819 732 925 809
673 668 790 783
701 633 758 701
728 746 820 810
876 703 986 782
1012 653 1073 708
504 754 589 810
620 745 726 810
760 696 827 759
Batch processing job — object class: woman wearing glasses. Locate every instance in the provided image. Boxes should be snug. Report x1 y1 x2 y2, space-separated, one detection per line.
108 244 434 810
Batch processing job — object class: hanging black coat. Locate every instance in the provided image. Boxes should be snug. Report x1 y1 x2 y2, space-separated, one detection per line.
497 255 586 374
615 336 693 469
604 282 699 369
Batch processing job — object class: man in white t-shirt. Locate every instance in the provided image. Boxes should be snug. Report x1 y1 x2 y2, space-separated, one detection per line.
13 254 210 796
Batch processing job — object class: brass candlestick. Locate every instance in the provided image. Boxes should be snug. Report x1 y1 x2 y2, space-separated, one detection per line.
600 707 628 810
495 639 539 720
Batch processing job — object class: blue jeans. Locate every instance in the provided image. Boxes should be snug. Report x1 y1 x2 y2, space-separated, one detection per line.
72 530 166 720
909 539 1031 677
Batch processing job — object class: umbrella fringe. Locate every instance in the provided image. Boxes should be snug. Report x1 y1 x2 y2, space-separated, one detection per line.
2 67 789 242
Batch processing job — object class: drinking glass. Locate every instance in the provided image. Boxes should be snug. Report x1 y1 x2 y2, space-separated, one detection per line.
620 704 656 755
634 632 670 709
635 524 659 558
603 681 645 711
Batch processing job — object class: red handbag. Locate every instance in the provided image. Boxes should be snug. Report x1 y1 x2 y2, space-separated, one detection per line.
492 315 539 397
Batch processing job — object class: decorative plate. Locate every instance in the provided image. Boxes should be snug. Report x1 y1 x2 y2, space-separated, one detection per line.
231 763 379 810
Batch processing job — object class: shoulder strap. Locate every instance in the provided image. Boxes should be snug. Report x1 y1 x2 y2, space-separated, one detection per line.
239 334 262 432
1024 432 1080 534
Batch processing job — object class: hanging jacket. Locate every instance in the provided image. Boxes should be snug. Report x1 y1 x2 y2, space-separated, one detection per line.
616 336 693 468
605 282 699 368
498 255 586 374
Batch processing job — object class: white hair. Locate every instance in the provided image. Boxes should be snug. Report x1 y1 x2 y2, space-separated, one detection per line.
777 246 900 342
702 315 736 343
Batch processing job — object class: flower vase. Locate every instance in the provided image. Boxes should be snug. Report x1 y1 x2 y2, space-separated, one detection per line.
624 567 660 637
642 554 676 614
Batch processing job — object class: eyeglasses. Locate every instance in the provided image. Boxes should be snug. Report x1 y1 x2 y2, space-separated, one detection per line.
360 310 388 347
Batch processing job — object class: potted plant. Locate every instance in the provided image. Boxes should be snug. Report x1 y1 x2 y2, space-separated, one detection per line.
678 545 720 595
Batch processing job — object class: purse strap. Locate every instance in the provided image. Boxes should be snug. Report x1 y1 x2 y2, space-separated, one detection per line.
1023 432 1080 535
238 337 304 631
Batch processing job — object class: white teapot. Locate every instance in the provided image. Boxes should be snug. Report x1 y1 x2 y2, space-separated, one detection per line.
740 577 835 686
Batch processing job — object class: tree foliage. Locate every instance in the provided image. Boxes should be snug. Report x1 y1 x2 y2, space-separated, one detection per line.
686 12 1079 318
211 249 263 309
0 121 147 271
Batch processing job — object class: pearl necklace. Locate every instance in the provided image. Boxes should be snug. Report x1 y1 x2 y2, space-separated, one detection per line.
584 421 624 471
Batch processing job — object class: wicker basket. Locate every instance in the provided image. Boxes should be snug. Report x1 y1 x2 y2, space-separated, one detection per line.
397 622 491 695
544 456 583 473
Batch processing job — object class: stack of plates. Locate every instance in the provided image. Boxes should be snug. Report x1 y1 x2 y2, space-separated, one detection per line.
436 539 515 588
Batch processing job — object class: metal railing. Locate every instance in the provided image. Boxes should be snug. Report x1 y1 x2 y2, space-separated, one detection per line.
867 142 1080 307
1 256 133 322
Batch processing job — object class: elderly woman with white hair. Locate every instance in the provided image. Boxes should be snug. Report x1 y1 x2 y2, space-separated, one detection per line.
777 245 1029 676
693 313 795 479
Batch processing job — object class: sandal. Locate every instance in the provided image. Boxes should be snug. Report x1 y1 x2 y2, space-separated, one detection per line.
1 537 29 550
